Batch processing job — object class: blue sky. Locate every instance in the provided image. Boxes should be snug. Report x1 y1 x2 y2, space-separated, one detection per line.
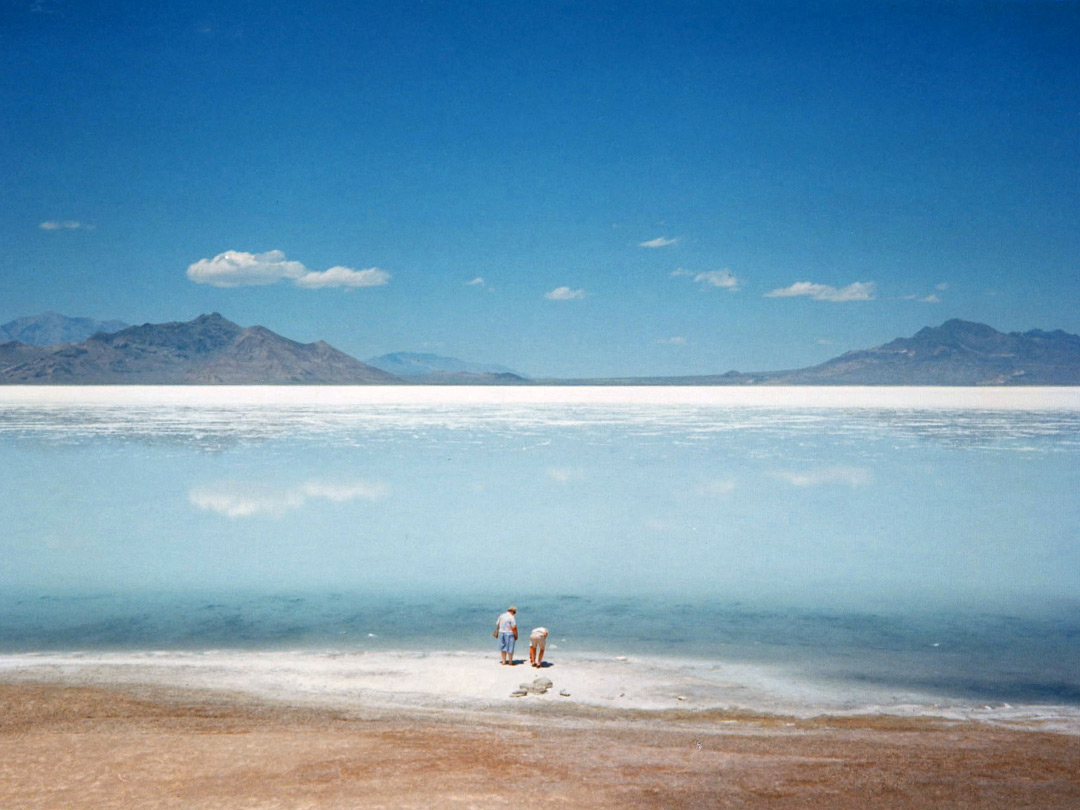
3 0 1078 377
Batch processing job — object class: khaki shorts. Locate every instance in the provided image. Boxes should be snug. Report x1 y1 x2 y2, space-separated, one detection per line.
529 633 546 655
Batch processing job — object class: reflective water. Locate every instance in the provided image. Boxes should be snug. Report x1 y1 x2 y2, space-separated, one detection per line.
1 386 1078 706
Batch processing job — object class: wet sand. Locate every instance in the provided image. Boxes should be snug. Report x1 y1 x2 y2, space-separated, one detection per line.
2 682 1078 810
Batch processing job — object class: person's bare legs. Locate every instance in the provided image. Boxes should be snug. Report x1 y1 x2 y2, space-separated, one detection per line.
500 635 516 664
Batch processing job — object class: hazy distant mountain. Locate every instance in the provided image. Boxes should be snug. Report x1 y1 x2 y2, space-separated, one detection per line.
0 313 399 384
0 313 128 346
542 320 1080 386
409 370 529 385
652 319 1080 386
773 319 1080 385
366 351 521 378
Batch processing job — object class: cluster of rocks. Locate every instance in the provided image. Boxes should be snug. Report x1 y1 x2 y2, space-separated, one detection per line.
511 677 568 698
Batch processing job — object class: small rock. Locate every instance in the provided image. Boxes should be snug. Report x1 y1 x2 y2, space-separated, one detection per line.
510 690 528 697
559 689 570 697
517 677 554 695
676 695 686 701
615 655 628 662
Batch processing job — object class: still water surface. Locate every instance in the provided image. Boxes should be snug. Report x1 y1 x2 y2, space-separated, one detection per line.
1 386 1077 705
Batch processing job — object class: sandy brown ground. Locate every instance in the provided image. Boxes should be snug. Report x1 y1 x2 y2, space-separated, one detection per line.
1 683 1078 810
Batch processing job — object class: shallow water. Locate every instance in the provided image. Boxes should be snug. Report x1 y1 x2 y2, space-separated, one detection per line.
1 386 1078 708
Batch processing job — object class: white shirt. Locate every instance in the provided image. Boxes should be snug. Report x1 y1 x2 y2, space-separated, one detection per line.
497 611 517 634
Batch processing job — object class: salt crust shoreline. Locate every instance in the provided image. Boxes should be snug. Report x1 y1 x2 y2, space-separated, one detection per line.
2 384 1078 410
2 649 1077 734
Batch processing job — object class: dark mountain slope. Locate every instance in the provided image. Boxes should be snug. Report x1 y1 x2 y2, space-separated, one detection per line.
0 314 399 384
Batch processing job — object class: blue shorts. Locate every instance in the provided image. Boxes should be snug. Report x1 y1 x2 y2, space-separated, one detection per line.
498 632 516 654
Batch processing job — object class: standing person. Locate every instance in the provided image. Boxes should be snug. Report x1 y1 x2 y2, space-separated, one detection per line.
493 606 518 665
529 626 549 668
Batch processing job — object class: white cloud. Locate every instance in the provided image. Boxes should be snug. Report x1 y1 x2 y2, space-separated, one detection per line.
903 293 942 304
297 480 389 501
294 266 389 289
466 277 486 286
187 250 307 288
693 269 740 290
639 236 678 248
189 478 389 519
671 268 740 291
187 250 390 290
544 286 585 301
764 281 875 302
774 466 872 488
658 336 687 345
546 467 582 484
935 282 949 291
40 220 94 231
188 488 300 519
815 337 835 345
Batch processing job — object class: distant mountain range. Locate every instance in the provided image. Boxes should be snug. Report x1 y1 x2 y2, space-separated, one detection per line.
763 319 1080 386
365 351 525 384
575 319 1080 386
564 320 1080 386
1 314 1078 385
0 313 129 346
366 351 520 377
0 313 395 384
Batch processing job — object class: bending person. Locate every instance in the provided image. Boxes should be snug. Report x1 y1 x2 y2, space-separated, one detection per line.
529 626 549 668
